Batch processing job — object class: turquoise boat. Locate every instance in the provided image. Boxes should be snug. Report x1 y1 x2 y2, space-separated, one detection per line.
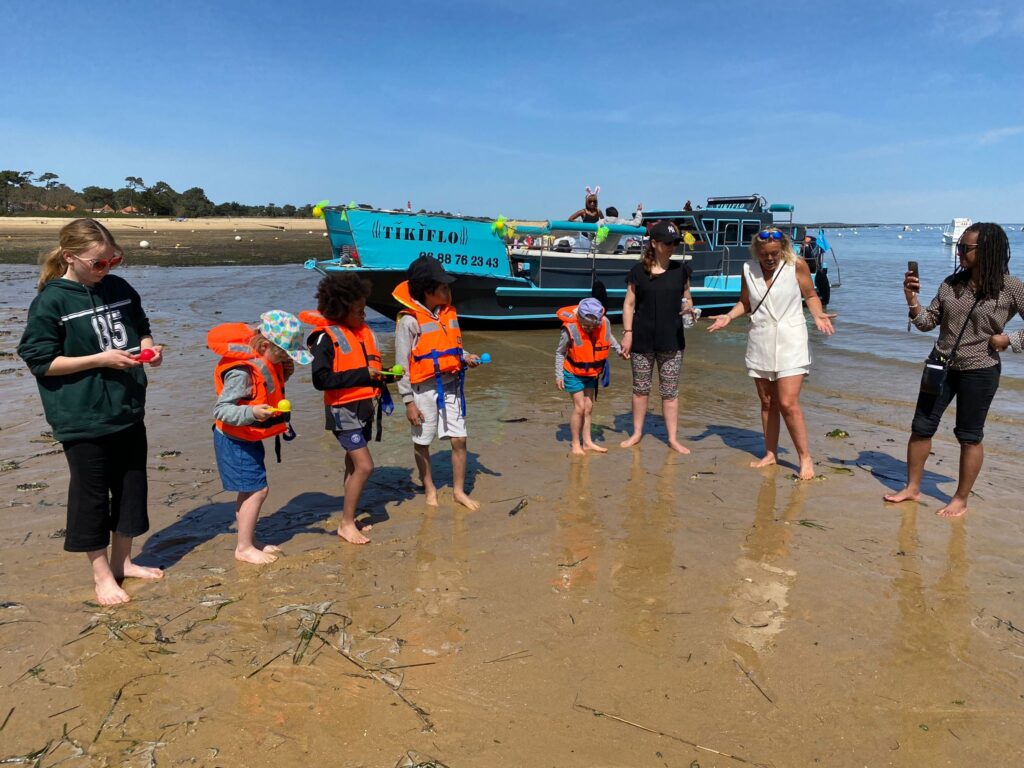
304 195 838 327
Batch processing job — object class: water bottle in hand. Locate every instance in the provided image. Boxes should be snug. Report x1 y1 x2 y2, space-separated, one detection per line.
681 298 700 328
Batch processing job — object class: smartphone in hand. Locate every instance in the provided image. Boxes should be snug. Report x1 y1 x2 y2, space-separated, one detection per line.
907 260 919 279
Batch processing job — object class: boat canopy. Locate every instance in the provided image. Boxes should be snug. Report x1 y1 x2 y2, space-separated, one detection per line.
768 203 794 213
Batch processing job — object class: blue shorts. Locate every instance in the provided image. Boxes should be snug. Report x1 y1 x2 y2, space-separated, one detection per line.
334 422 373 452
563 369 599 394
214 428 268 493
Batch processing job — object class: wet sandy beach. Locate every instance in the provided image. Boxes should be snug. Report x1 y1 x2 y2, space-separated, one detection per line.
2 263 1023 767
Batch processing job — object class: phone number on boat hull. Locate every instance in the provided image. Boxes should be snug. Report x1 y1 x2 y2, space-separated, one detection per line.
419 251 500 269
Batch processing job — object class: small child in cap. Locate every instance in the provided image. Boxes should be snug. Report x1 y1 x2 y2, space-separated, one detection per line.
208 310 311 564
555 297 623 455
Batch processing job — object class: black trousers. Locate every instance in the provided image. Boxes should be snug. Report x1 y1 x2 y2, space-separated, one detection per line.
911 364 1000 445
62 421 149 552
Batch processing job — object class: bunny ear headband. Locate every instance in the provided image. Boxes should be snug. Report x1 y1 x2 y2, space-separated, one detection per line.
585 185 601 199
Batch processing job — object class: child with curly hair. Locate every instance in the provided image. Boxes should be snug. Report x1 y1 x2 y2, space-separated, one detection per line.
301 274 387 544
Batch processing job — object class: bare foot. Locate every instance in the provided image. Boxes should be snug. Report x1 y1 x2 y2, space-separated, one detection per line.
338 522 371 545
454 491 480 511
95 577 131 606
255 542 282 554
619 433 643 448
936 498 968 518
668 439 691 455
883 487 921 503
571 444 586 456
423 486 439 506
117 562 164 580
750 453 777 469
235 545 278 564
584 442 608 454
798 457 816 481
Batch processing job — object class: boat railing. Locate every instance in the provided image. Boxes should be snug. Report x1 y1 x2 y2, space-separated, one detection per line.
720 244 732 278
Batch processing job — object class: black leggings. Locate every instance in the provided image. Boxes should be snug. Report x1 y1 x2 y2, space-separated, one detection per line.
911 364 1000 445
62 421 149 552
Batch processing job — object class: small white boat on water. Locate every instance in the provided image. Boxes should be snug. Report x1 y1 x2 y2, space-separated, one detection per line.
942 217 972 244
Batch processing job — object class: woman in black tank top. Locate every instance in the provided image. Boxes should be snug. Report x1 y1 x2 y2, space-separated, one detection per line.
569 187 601 223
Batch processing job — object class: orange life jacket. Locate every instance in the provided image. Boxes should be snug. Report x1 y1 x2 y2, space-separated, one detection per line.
299 310 382 406
392 281 464 385
557 305 612 377
208 322 289 442
392 280 467 415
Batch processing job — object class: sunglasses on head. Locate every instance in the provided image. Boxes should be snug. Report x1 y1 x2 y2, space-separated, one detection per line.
758 230 783 241
72 253 123 270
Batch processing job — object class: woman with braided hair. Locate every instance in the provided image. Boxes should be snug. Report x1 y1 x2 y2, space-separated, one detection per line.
886 222 1024 517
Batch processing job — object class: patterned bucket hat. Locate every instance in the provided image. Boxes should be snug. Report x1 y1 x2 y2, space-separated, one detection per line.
259 310 312 365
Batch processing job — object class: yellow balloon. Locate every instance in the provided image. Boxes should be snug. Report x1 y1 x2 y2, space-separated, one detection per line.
313 206 324 219
276 399 292 413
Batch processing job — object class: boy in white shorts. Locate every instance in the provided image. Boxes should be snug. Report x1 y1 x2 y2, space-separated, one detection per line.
392 256 482 510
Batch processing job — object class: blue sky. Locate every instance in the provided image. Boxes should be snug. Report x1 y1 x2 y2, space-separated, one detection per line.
2 0 1022 222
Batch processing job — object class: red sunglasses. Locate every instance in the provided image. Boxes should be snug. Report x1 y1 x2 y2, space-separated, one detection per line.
71 253 123 270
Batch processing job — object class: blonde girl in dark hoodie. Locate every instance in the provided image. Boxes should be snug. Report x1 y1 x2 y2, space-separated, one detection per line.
18 219 164 606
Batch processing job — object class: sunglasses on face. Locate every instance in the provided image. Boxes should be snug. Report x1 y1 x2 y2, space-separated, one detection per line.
758 230 783 241
955 243 978 255
72 253 123 270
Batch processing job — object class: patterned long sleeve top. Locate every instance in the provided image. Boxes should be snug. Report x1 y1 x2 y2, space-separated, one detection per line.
911 275 1024 369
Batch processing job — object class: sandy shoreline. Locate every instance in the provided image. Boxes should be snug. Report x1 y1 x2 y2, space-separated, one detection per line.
0 217 333 266
0 216 321 232
2 264 1023 766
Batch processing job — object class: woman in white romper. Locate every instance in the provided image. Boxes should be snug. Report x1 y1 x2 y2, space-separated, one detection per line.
708 228 835 479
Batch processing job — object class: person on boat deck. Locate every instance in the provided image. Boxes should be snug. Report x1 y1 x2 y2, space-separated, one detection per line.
600 205 643 227
393 255 482 511
683 200 694 211
802 235 824 273
555 297 624 455
568 186 602 223
707 227 835 481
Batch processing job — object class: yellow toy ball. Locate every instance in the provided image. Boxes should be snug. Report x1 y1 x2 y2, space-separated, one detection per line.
276 399 292 413
391 364 404 375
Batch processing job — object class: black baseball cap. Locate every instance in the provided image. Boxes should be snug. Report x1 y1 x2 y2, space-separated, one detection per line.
408 254 456 284
649 221 682 245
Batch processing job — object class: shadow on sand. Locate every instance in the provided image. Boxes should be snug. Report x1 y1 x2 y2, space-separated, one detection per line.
829 449 954 503
689 423 776 458
141 465 419 568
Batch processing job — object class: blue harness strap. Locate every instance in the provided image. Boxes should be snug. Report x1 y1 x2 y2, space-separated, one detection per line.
601 360 611 388
413 346 466 417
374 385 394 442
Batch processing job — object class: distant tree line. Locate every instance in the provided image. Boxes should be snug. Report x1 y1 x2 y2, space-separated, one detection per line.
0 170 315 218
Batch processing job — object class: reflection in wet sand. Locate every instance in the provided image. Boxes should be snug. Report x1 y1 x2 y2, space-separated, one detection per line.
610 451 679 642
726 476 804 672
885 508 973 763
552 460 601 592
